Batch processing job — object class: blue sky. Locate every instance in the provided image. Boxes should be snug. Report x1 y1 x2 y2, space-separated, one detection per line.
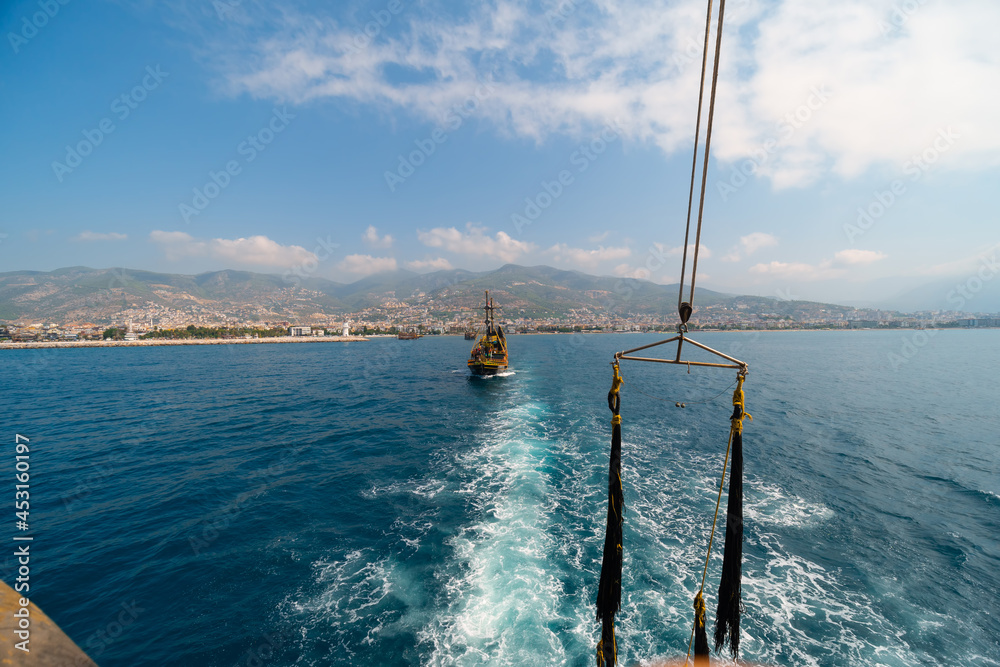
1 0 998 307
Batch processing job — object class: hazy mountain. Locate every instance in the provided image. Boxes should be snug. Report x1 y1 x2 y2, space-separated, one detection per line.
1 263 971 326
878 275 1000 314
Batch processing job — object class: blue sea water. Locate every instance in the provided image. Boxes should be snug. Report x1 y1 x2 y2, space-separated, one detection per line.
3 331 999 666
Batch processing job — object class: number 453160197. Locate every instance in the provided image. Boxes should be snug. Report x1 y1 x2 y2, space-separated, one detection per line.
16 435 30 525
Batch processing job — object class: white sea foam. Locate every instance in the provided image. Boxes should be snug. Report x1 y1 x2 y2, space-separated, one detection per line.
418 400 576 666
284 385 952 667
745 481 834 528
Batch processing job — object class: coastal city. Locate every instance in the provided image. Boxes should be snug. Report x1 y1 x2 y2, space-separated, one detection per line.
2 297 996 343
1 265 996 344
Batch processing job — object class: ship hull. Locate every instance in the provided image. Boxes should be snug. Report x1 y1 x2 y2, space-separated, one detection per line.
467 360 507 376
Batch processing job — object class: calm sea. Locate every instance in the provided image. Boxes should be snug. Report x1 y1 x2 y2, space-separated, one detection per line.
3 331 998 666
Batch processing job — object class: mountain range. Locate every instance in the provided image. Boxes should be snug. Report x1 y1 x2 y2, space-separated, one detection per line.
0 264 980 326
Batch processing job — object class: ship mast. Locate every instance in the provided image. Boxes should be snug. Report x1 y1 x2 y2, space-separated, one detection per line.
483 290 494 336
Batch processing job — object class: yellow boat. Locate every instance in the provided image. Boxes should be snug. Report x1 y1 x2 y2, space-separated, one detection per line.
467 291 508 375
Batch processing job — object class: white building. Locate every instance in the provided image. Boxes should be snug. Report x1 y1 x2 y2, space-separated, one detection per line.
289 326 311 336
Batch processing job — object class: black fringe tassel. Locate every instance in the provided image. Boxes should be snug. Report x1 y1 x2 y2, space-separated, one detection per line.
714 405 744 658
596 386 624 667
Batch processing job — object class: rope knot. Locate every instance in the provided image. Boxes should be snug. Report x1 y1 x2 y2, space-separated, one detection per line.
610 362 624 396
694 591 706 629
731 373 752 433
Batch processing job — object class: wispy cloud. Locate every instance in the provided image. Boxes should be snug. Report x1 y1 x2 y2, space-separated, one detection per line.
150 231 316 267
417 223 534 263
922 243 1000 276
76 231 127 241
834 249 887 265
337 254 398 276
722 232 778 262
614 263 652 280
405 257 453 272
547 243 631 269
362 225 393 248
750 248 887 280
657 242 712 259
212 1 1000 186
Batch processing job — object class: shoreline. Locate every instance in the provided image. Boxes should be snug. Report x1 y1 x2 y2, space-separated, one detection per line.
2 328 990 350
0 336 368 350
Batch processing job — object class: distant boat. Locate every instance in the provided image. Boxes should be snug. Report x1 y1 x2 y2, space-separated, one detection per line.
398 330 422 340
467 291 508 375
464 323 478 340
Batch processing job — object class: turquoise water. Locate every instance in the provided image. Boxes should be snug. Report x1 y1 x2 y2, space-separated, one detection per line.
3 331 999 666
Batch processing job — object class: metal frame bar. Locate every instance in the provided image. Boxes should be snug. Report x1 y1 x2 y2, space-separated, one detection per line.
614 333 747 372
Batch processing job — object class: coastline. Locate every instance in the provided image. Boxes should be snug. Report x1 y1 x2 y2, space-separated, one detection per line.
0 335 368 350
2 328 990 350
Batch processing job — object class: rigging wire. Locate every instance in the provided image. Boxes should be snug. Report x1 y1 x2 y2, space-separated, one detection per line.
677 0 716 316
677 0 728 322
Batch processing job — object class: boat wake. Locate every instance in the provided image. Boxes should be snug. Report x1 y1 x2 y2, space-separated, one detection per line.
280 381 955 667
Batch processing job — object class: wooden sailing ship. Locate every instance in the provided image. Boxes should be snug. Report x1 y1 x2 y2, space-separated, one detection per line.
467 291 508 375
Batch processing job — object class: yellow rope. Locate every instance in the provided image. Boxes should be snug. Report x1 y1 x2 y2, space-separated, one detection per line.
694 591 706 630
685 371 748 665
610 362 624 397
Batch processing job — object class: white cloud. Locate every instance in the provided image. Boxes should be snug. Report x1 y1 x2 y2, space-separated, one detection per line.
337 254 398 276
655 242 712 259
723 232 778 262
76 231 127 241
614 263 652 280
362 225 393 248
834 249 887 265
417 223 534 263
216 1 1000 187
150 231 316 267
547 243 631 269
406 257 453 272
750 260 839 281
750 248 887 280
